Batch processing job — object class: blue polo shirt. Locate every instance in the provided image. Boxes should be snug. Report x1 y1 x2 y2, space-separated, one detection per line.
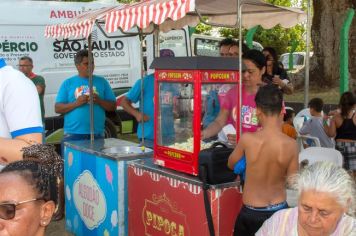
56 75 116 134
126 74 155 140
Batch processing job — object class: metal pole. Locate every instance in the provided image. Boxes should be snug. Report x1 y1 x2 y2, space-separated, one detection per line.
139 29 145 150
153 27 162 144
304 0 311 108
238 0 242 136
154 26 160 58
88 35 95 142
340 8 355 94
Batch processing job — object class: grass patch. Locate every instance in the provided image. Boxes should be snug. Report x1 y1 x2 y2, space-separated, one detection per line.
44 120 139 144
46 129 63 144
121 120 134 134
285 86 340 105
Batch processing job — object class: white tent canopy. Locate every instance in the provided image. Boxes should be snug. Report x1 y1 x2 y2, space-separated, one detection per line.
45 0 306 39
200 0 306 28
44 0 307 140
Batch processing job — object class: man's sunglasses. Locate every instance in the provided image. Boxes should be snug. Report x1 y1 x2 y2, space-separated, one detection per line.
0 198 43 220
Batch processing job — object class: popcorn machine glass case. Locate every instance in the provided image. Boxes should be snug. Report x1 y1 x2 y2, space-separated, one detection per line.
151 57 240 176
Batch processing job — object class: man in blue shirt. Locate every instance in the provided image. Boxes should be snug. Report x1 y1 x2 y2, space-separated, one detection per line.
55 50 116 146
121 74 155 148
121 74 179 148
121 49 177 148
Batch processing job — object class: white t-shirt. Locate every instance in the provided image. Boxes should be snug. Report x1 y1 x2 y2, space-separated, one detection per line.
0 65 43 139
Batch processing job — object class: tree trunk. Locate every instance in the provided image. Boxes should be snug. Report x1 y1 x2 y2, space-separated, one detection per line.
311 0 356 91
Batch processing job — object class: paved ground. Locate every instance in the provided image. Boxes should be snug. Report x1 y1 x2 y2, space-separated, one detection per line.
47 220 73 236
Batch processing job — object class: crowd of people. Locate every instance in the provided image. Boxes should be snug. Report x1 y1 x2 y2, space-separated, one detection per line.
0 37 355 235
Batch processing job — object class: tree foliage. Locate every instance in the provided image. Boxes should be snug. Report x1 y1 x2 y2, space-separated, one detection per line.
194 23 213 35
199 0 308 57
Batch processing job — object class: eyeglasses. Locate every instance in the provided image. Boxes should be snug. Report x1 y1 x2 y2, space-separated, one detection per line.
0 198 43 220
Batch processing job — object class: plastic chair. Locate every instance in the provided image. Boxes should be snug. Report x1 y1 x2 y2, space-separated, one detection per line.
293 108 309 134
296 134 321 151
298 147 343 167
293 116 305 134
295 108 311 119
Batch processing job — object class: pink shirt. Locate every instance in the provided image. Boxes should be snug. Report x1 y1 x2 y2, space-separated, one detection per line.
256 207 355 236
221 85 259 133
217 84 234 105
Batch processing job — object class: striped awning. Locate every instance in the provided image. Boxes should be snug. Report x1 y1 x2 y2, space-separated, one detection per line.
104 0 306 33
45 0 194 39
45 5 122 39
45 0 306 39
105 0 195 33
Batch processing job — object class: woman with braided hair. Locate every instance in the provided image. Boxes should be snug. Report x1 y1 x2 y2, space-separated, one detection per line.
0 144 63 236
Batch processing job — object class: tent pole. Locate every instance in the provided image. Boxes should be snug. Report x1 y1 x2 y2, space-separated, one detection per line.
154 25 160 58
238 0 242 137
153 26 163 144
304 0 311 108
139 29 145 150
88 34 95 143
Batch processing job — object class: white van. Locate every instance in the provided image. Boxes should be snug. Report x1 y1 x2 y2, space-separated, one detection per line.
0 0 142 137
279 52 313 71
145 31 263 73
191 34 264 56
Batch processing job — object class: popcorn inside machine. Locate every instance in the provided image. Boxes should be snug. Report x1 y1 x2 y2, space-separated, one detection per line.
151 57 240 175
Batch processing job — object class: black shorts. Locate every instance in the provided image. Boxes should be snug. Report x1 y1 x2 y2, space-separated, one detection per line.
234 202 288 236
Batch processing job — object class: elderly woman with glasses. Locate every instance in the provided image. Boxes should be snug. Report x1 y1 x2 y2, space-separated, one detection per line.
256 161 355 236
0 144 63 236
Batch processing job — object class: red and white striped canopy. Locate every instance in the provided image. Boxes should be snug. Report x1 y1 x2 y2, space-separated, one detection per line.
105 0 195 33
45 0 194 39
45 5 121 39
45 0 306 39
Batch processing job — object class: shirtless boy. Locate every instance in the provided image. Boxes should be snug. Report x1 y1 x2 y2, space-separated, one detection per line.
228 84 298 236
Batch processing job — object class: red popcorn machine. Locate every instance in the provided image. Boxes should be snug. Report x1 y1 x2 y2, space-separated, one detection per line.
151 57 240 175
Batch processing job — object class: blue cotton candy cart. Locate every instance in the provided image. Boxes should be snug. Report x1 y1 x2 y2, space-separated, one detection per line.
63 138 152 236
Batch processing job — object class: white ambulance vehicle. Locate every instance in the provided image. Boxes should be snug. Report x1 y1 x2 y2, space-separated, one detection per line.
0 0 142 137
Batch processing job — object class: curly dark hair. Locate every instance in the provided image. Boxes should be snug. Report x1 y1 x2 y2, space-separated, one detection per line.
0 144 63 204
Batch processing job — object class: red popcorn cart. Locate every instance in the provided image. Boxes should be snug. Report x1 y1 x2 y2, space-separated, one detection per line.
128 159 242 236
151 57 240 175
